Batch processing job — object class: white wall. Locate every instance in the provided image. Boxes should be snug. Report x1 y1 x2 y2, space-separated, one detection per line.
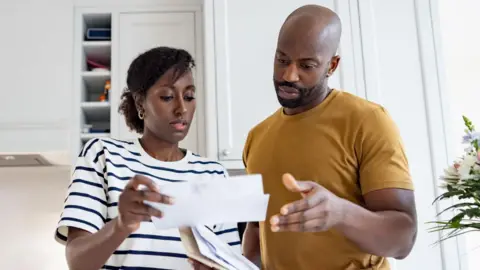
0 0 72 154
0 166 70 270
438 1 480 270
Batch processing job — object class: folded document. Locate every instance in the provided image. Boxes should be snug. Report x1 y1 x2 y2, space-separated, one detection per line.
179 226 259 270
144 174 270 230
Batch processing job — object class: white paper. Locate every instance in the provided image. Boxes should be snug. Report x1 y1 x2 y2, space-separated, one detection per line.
143 174 269 230
192 226 259 270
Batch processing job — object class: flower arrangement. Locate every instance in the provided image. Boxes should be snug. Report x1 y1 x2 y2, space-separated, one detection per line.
430 116 480 242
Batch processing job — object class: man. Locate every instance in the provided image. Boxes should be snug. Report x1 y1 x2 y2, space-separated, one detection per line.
241 4 417 270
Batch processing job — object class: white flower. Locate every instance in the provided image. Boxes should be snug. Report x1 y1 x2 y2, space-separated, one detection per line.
440 164 461 189
458 154 477 180
442 165 459 180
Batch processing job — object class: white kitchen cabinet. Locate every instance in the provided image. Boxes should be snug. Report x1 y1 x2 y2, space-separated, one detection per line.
357 1 457 270
207 0 365 165
114 11 203 154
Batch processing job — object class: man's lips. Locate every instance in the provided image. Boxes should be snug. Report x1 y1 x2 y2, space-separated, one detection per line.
279 86 300 93
278 86 300 99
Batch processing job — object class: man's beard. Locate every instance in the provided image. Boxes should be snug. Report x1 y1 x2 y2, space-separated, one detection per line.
273 79 324 109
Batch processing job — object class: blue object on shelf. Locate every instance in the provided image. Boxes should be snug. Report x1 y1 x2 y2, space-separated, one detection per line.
86 28 111 40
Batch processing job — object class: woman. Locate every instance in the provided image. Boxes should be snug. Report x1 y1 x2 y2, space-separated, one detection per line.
55 47 240 269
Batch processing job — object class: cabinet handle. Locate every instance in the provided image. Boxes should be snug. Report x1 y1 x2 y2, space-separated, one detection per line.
221 149 230 156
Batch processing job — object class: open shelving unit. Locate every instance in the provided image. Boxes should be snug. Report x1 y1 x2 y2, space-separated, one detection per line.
74 12 113 152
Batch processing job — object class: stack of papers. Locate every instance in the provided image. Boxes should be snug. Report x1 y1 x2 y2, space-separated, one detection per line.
179 226 259 270
143 174 270 229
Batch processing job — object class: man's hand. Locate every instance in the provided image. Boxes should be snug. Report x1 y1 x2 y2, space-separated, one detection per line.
270 173 417 259
188 259 214 270
269 173 347 232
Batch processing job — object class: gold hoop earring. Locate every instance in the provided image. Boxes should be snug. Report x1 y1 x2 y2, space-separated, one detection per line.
138 110 145 120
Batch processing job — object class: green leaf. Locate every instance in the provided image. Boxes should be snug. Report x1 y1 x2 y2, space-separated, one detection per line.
437 202 480 217
463 115 475 132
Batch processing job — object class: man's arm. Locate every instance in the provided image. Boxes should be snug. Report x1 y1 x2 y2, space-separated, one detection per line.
270 175 417 260
344 106 417 259
242 222 261 265
336 188 417 259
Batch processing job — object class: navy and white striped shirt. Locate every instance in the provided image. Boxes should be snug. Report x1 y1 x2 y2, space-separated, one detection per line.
55 138 241 269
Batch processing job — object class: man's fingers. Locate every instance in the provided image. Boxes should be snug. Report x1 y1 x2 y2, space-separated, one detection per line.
270 207 325 226
126 174 160 192
270 218 327 232
279 193 325 215
282 173 317 196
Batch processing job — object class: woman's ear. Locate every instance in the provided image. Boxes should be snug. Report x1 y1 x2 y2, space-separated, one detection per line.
133 93 145 113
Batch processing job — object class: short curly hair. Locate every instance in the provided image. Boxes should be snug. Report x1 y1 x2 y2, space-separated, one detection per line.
118 47 196 134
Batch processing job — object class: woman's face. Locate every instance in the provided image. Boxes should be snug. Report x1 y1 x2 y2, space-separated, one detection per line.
139 68 196 145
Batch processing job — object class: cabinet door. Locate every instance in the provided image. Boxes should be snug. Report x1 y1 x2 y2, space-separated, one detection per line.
213 0 362 162
114 12 200 153
358 1 452 269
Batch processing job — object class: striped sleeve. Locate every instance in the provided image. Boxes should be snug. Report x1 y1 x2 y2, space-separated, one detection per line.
210 169 241 253
55 139 108 244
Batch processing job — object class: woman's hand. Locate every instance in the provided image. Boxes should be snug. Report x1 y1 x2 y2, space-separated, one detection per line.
117 175 174 233
188 259 214 270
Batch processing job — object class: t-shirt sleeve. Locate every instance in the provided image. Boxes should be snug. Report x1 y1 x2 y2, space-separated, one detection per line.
355 107 414 195
242 130 253 171
55 139 108 244
208 168 242 253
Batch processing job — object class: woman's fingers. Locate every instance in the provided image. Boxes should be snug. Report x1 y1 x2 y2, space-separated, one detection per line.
128 202 164 218
129 189 174 205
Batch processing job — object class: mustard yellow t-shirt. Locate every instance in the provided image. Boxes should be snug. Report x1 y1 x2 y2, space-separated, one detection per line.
243 89 413 270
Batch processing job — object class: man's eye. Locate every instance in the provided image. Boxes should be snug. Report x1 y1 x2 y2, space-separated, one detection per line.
277 58 289 64
300 64 315 69
160 96 173 101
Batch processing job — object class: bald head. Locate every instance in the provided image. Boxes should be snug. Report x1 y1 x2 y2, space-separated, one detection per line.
272 5 342 114
279 4 342 57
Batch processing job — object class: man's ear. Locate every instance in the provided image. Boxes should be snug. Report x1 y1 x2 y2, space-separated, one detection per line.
327 55 341 77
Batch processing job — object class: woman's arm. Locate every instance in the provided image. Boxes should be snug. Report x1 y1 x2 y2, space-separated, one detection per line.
66 218 130 270
63 175 167 270
242 222 261 266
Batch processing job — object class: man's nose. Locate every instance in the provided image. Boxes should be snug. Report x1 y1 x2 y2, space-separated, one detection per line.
282 63 300 82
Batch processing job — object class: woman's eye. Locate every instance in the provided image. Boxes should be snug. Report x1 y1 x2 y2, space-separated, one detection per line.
160 96 173 101
184 96 195 102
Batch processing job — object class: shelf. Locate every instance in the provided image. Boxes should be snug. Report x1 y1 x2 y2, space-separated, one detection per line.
81 102 110 122
81 101 110 108
81 71 110 102
80 133 110 141
83 40 111 47
76 12 113 156
82 71 110 78
84 13 111 28
83 41 111 66
83 14 111 42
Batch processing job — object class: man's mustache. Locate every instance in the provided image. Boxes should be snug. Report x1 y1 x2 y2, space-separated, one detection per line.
274 80 307 92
